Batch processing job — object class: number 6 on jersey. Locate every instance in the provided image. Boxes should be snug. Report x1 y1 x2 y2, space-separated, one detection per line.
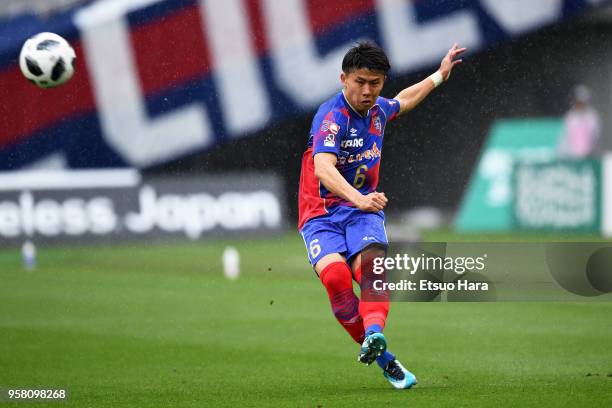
353 165 368 189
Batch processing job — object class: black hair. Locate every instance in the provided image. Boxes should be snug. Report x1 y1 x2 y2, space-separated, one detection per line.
342 41 391 75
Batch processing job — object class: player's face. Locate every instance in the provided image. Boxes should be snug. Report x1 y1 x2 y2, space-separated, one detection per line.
341 68 386 115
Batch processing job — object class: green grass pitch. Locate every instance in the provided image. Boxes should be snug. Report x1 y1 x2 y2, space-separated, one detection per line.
1 234 611 407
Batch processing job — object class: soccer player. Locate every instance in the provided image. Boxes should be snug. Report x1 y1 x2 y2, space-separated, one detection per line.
298 42 465 389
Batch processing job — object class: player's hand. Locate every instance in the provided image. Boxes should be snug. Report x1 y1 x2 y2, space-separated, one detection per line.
439 43 466 81
355 192 388 212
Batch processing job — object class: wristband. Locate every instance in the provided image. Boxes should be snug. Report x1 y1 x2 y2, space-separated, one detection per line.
429 71 444 88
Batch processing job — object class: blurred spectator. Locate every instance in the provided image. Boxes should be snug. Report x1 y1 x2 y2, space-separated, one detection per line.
557 85 601 159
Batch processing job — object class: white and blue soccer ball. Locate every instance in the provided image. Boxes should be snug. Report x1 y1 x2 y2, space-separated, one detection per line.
19 32 76 88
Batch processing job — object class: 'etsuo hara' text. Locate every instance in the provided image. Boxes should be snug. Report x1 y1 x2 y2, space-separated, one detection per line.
373 279 489 292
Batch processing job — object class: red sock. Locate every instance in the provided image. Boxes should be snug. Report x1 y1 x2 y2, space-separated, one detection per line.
354 264 389 331
319 262 365 343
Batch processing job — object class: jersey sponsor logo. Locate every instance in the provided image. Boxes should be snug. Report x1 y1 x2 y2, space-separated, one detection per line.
337 142 381 165
329 123 340 135
389 100 397 105
340 138 364 148
324 133 336 147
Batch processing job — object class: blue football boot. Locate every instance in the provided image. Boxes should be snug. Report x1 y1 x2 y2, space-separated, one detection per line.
383 359 418 389
358 332 387 365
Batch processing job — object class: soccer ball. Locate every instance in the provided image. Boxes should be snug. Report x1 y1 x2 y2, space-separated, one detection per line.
19 32 76 88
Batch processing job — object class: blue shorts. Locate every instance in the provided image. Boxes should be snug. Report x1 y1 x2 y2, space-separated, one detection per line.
300 206 388 266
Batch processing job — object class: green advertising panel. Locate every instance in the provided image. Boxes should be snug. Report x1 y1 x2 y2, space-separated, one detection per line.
455 119 562 231
514 160 601 232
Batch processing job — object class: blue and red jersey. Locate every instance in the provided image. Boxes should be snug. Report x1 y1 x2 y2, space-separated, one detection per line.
298 91 400 229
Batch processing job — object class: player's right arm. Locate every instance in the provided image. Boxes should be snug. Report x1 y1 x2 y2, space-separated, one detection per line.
314 152 388 212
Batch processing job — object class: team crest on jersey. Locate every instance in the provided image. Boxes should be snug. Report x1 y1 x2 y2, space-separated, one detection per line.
374 116 382 132
324 133 336 147
329 123 340 135
370 113 383 136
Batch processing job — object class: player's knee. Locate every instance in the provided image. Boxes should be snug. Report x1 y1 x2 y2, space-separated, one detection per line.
319 261 353 292
315 253 346 275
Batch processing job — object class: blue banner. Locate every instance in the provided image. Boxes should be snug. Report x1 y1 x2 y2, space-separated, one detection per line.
0 0 607 169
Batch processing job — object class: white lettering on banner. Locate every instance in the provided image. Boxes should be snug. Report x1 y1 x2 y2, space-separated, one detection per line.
376 0 481 72
199 0 270 136
88 198 119 234
0 192 117 237
261 0 350 106
35 200 62 236
74 0 212 167
19 191 34 236
516 165 596 228
124 186 282 239
480 148 556 207
479 0 562 34
0 188 281 239
0 201 19 237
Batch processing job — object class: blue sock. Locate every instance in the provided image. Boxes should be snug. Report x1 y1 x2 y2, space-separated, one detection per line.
365 324 382 336
376 350 395 369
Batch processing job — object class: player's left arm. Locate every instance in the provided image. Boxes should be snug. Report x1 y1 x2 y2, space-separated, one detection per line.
394 43 466 116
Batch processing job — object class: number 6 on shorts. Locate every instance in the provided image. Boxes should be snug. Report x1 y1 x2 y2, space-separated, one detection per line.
309 239 321 258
